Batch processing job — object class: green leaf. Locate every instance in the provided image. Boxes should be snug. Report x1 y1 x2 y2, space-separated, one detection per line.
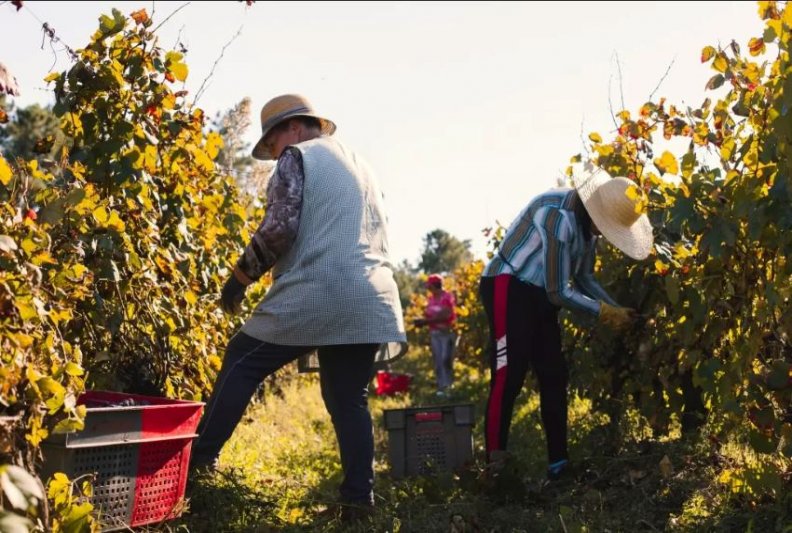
705 74 725 90
99 8 126 36
52 417 85 434
681 151 696 178
766 361 791 390
38 199 66 225
64 188 86 207
781 426 792 458
62 502 94 533
37 377 65 396
748 429 779 454
665 276 680 305
64 362 84 377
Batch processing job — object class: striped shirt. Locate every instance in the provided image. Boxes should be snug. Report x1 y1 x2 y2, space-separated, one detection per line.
482 188 617 316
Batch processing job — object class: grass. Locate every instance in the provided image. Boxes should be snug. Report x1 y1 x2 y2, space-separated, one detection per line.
157 347 792 533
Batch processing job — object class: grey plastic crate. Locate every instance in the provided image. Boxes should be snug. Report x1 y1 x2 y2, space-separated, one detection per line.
383 404 474 478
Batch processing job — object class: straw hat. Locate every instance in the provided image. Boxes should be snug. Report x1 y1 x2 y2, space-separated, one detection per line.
575 169 653 260
252 94 336 160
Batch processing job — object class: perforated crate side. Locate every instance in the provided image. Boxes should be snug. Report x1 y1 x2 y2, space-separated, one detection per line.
384 404 474 478
130 438 192 527
41 443 139 532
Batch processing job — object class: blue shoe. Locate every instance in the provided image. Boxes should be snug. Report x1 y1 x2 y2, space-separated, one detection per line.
546 459 570 481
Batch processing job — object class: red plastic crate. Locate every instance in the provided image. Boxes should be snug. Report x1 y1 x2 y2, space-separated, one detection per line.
41 391 204 531
375 371 411 396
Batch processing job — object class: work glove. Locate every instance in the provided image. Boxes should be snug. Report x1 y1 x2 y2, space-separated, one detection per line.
220 274 247 315
598 301 637 331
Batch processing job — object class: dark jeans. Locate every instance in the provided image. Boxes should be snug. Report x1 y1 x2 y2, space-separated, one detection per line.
192 332 378 505
479 274 569 464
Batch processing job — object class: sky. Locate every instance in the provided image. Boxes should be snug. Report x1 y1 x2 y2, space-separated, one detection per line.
1 1 760 265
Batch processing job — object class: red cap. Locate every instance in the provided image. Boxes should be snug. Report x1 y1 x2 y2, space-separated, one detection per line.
426 274 443 287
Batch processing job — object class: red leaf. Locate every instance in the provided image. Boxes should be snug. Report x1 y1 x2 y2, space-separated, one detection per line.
25 209 37 221
164 72 175 83
11 1 23 11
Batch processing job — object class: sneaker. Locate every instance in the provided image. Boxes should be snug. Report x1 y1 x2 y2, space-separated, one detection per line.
547 459 570 481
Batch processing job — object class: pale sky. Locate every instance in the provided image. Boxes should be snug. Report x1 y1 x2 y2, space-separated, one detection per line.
1 1 759 265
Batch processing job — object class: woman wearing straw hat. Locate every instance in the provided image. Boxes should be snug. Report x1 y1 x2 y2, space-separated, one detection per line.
479 169 652 482
192 94 406 521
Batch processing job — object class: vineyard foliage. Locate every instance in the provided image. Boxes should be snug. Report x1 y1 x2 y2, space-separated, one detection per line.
1 9 261 527
2 1 792 530
559 0 792 474
406 1 792 485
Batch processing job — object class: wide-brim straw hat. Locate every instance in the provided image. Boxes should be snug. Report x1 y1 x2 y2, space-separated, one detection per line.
252 94 336 160
575 169 654 260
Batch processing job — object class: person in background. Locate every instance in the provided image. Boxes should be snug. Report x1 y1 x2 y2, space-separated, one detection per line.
479 169 653 481
191 94 406 522
413 274 457 397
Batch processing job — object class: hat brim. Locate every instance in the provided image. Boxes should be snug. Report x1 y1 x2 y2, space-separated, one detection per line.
576 170 654 260
252 113 336 160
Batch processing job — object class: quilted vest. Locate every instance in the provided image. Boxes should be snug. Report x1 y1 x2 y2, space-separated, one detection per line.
241 136 406 348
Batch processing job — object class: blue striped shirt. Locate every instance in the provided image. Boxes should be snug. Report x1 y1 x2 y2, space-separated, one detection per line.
483 188 617 316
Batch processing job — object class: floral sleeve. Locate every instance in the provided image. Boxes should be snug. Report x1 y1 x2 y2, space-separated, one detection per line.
235 147 304 281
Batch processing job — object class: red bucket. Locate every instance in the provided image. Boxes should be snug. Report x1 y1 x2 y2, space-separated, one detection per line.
375 371 411 396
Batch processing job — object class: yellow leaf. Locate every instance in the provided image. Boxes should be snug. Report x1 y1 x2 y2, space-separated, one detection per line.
18 238 36 256
171 62 189 82
205 132 223 160
144 145 158 173
700 45 716 63
748 37 766 56
184 290 198 305
72 264 88 278
725 170 740 185
713 54 728 73
624 184 647 215
588 132 603 143
654 151 679 176
106 211 126 231
64 362 84 377
92 206 108 224
11 333 34 349
161 94 176 110
782 2 792 24
0 156 12 186
674 243 693 259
